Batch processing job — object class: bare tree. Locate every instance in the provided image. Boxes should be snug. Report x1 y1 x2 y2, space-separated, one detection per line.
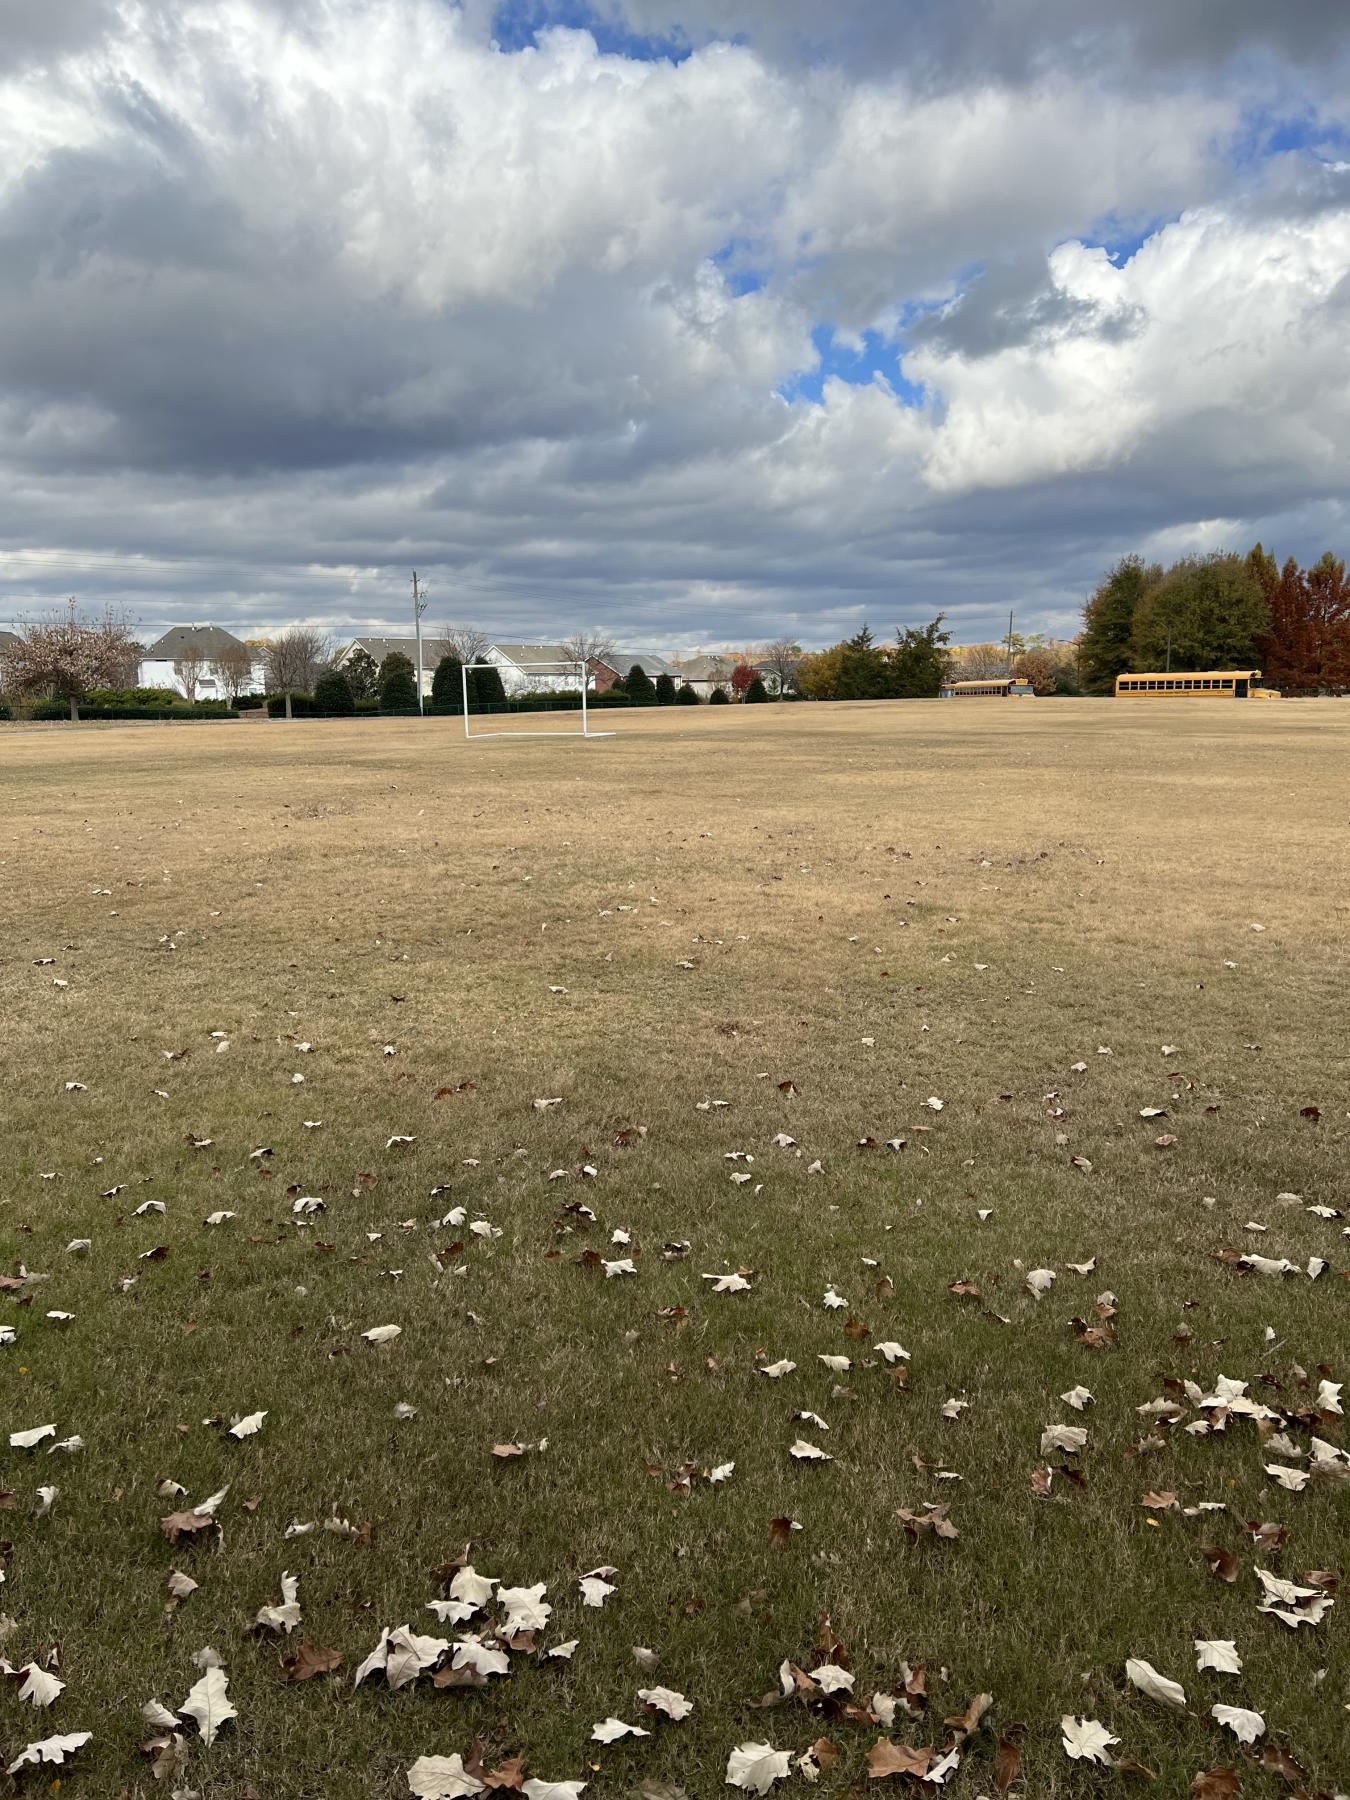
174 644 208 702
0 600 142 721
210 643 254 704
950 642 1009 679
561 629 617 687
263 626 334 719
758 638 802 696
439 623 490 665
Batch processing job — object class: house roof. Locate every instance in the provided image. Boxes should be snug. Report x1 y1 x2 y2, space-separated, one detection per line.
0 627 20 650
489 642 572 668
339 636 453 664
143 624 251 660
670 653 730 681
599 650 676 678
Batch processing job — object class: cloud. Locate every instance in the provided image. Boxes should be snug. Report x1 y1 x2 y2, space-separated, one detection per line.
0 0 1347 648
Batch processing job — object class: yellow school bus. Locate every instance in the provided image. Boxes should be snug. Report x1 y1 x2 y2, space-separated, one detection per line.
1114 670 1280 699
940 677 1035 698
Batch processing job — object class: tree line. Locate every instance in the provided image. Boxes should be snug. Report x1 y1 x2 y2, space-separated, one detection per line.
1078 547 1350 694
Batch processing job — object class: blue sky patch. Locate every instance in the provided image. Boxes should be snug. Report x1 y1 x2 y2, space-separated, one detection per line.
781 324 926 407
488 0 690 61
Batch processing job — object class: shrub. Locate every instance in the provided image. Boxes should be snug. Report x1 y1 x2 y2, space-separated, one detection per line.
675 683 701 705
743 676 769 703
31 702 236 721
624 664 656 704
654 672 676 705
266 692 317 717
86 686 184 707
709 686 729 705
379 650 419 711
313 668 356 716
431 653 463 706
730 662 756 696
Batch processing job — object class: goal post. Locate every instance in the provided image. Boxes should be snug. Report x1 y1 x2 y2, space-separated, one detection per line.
460 659 615 740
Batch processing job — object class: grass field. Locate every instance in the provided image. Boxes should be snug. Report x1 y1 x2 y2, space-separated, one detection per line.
1 699 1347 1800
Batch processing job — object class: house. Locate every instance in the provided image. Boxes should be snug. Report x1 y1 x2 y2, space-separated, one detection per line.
482 643 578 694
589 650 677 694
752 657 799 696
0 627 19 692
140 625 266 700
668 652 733 698
335 635 454 698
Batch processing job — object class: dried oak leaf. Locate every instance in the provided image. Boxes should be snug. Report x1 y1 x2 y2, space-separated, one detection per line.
866 1739 932 1779
277 1641 342 1683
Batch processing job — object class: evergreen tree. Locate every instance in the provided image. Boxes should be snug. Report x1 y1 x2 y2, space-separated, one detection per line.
654 672 676 705
313 667 356 715
675 683 700 705
431 652 464 706
343 647 380 701
889 614 951 698
836 641 895 699
1130 554 1270 672
625 664 657 704
743 675 769 703
379 649 418 711
709 685 730 705
1079 556 1161 692
473 664 508 710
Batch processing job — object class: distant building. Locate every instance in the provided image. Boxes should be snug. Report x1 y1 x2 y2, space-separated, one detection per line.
482 643 577 694
140 625 266 698
669 652 733 697
590 650 677 693
336 635 452 698
0 627 20 692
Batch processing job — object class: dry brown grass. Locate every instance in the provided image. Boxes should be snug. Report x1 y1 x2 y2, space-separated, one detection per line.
1 699 1347 1798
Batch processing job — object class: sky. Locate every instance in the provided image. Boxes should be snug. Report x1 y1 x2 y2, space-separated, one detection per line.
1 0 1348 653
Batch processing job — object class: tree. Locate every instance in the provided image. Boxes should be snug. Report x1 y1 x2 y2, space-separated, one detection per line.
210 643 254 704
1079 556 1161 692
264 627 333 718
846 623 876 649
654 672 676 705
1012 646 1062 694
173 644 209 702
759 638 802 695
472 663 507 710
1301 552 1350 691
379 649 418 710
313 667 355 715
796 645 845 699
1257 550 1350 693
890 615 951 697
439 624 490 665
743 675 769 703
431 652 464 706
624 663 656 704
709 685 729 705
675 682 701 705
836 639 895 699
1130 554 1270 672
562 630 616 687
343 647 380 701
0 600 141 721
950 642 1010 680
730 661 757 696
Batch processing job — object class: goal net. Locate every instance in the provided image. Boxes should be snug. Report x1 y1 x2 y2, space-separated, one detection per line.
461 660 615 740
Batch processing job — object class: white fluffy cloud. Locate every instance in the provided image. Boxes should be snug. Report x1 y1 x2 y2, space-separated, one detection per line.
0 0 1346 647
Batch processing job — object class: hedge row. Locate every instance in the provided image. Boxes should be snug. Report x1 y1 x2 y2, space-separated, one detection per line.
29 701 239 721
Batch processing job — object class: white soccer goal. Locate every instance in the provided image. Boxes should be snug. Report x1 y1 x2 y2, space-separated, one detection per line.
460 659 615 740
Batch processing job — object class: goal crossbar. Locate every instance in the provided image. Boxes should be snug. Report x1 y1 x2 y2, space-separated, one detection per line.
461 660 615 740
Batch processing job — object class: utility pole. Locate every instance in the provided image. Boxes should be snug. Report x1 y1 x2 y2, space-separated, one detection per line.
412 570 427 715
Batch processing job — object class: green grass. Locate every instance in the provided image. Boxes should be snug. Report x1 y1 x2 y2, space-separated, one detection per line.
0 700 1346 1797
